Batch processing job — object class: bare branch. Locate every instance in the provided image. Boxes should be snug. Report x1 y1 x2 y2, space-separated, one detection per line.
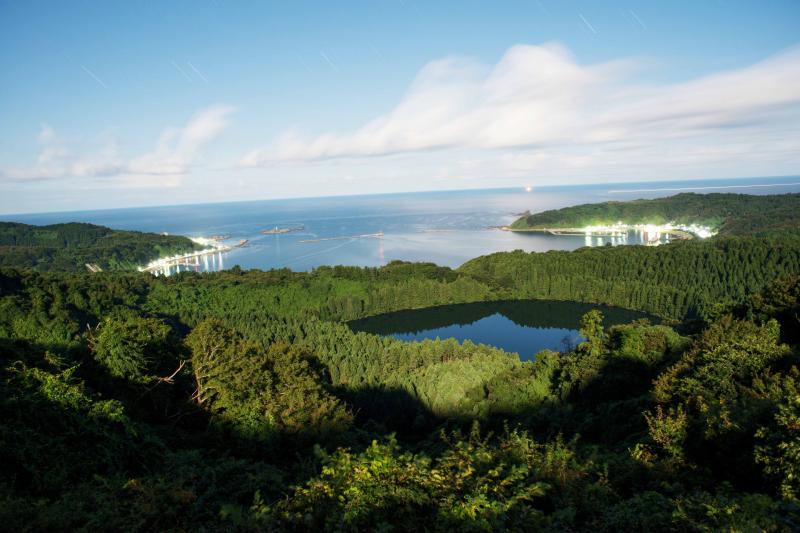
157 360 186 384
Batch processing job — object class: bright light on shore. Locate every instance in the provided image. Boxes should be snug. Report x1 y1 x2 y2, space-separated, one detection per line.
190 236 215 247
577 222 717 239
137 237 228 273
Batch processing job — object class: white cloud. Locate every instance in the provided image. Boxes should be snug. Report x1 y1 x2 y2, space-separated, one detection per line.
128 105 235 175
3 105 235 184
239 43 800 167
3 125 124 181
37 124 55 144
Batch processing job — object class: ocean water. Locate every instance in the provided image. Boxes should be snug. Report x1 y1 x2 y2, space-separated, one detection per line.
5 175 799 272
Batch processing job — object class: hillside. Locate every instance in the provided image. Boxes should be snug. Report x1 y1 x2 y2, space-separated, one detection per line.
0 222 202 271
458 237 800 318
1 249 799 530
2 205 800 530
509 192 800 236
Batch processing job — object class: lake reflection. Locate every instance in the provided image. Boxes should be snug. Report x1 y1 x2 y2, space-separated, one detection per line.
348 300 655 361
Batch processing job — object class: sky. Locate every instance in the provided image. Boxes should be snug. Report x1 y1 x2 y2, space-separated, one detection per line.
0 0 799 214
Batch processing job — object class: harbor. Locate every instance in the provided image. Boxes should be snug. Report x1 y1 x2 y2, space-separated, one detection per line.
139 238 247 276
501 222 709 246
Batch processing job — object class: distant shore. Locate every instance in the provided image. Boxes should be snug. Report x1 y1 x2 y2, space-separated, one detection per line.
499 225 695 240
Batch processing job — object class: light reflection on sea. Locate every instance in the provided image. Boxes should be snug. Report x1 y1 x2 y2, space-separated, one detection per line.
6 176 799 271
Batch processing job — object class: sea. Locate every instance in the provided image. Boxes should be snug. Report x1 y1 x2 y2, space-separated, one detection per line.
5 175 799 272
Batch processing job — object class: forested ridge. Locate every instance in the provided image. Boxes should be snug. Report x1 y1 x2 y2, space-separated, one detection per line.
0 221 202 271
1 225 800 529
509 192 800 236
461 236 800 318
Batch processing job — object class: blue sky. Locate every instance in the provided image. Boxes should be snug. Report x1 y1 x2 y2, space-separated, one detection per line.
1 0 799 213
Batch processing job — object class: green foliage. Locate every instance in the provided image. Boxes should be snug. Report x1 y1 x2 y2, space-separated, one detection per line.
510 192 800 237
0 232 799 530
579 309 605 357
642 316 798 493
252 427 565 531
644 404 688 460
653 317 791 413
91 315 172 380
594 488 790 532
0 450 283 532
743 274 800 345
756 392 800 501
0 340 160 497
187 319 352 444
0 221 201 271
461 237 800 319
607 321 690 366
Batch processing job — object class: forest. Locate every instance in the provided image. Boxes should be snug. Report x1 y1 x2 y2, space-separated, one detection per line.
509 192 800 236
0 222 202 272
1 222 799 530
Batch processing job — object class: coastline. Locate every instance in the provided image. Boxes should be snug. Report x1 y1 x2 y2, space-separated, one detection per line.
500 225 697 240
138 237 248 275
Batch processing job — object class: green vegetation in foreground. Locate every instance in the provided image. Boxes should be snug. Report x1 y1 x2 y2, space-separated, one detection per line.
0 221 202 271
1 229 800 530
509 192 800 236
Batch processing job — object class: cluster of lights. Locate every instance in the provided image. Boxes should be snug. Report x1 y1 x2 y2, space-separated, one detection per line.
189 236 217 247
137 237 225 273
578 222 717 239
676 224 716 239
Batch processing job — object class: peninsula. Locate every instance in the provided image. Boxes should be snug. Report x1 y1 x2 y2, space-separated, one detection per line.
506 192 800 238
0 222 203 272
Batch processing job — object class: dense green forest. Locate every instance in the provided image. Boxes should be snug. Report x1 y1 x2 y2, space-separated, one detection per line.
0 222 202 271
1 228 800 529
509 192 800 236
461 236 800 319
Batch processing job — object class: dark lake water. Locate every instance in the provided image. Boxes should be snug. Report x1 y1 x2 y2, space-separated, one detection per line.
348 300 656 361
4 175 798 272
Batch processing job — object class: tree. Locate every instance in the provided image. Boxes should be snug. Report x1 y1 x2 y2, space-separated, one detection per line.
91 315 172 381
186 319 352 444
579 309 605 357
184 318 238 406
755 389 800 501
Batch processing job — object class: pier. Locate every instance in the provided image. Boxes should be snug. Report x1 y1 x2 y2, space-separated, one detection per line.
501 225 694 241
298 231 384 244
139 238 247 276
140 246 230 276
546 228 622 237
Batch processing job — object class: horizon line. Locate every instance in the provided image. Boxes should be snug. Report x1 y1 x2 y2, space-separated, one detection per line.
608 182 800 193
3 174 799 218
